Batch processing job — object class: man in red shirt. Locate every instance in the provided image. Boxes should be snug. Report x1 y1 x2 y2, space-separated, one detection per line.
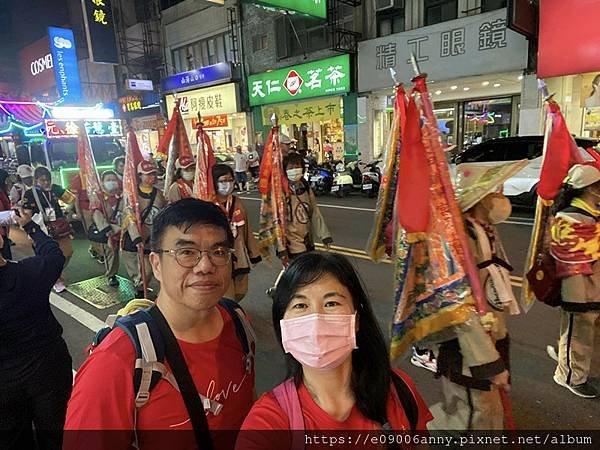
64 199 256 450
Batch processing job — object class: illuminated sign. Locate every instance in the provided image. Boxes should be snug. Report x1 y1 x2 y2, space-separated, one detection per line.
119 95 142 113
250 0 327 19
248 55 351 106
161 62 232 93
166 83 239 119
48 27 82 103
192 115 229 129
51 104 115 120
45 119 123 139
19 36 56 95
82 0 119 64
126 79 154 91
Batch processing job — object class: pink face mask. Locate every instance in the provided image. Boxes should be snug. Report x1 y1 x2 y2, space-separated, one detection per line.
280 313 357 370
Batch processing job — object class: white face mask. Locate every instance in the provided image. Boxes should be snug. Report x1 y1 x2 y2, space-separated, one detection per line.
286 168 304 181
217 181 234 197
486 196 512 224
181 171 195 181
104 181 118 192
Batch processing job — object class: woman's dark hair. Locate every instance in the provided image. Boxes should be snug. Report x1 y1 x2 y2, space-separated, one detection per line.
150 198 234 251
212 164 234 190
34 166 51 181
273 252 391 426
101 170 118 181
552 185 585 215
283 153 304 170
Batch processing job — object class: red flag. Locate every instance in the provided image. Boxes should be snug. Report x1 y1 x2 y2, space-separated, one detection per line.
538 102 584 201
76 122 105 216
160 101 193 194
396 93 430 233
194 122 216 201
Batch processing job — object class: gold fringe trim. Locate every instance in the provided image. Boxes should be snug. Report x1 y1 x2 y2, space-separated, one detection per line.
405 232 428 243
389 301 474 360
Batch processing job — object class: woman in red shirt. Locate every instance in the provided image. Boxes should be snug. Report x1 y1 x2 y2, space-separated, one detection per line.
237 253 431 450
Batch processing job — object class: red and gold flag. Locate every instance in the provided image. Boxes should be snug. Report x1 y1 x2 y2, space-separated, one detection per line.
257 126 289 261
76 121 105 217
193 121 216 201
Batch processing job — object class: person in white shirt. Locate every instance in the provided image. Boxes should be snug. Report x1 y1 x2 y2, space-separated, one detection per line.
233 145 249 193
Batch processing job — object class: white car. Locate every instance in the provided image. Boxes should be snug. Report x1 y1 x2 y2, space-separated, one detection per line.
454 136 599 206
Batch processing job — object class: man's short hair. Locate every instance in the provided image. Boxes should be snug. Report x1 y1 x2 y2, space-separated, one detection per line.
33 166 51 180
150 198 234 251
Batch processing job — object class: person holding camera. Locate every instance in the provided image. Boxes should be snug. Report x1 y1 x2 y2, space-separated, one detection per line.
0 207 73 450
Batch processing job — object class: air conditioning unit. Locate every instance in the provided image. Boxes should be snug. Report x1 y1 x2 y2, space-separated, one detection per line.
375 0 404 12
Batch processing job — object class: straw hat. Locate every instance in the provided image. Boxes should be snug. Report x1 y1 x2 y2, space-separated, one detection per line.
455 160 528 212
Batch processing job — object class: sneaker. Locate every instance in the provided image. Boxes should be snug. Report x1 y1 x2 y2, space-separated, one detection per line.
553 375 599 398
88 248 98 259
410 347 437 373
108 276 119 287
97 255 106 264
53 281 67 293
546 345 559 362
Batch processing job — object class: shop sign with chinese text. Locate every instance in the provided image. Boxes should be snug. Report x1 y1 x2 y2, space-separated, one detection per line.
82 0 119 64
45 119 123 139
248 55 351 107
165 83 238 119
119 95 142 113
358 8 528 92
261 97 341 126
192 115 229 129
161 62 232 93
249 0 327 19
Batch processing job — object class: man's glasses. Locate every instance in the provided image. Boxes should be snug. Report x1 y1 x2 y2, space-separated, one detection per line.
156 247 234 268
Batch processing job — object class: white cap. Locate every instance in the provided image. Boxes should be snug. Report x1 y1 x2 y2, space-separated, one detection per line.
279 134 292 145
16 164 33 178
566 163 600 189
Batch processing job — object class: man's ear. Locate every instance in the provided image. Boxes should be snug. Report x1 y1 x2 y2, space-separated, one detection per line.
149 252 162 283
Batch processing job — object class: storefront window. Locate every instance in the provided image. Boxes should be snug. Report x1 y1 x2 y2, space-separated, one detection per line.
424 0 457 26
462 97 513 147
434 106 456 147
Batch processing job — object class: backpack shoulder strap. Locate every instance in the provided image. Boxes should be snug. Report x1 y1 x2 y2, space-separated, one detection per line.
273 379 305 450
390 370 419 432
219 298 256 374
114 308 166 408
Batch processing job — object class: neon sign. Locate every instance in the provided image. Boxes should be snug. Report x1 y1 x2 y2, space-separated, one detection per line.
45 119 123 139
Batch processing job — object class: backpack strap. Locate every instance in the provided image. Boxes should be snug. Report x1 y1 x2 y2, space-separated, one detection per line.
219 298 256 374
273 379 305 450
390 371 419 431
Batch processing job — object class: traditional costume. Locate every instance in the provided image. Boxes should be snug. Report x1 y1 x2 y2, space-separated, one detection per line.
428 160 525 431
167 155 195 203
551 164 600 396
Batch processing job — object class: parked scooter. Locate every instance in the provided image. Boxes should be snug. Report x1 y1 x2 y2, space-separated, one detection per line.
308 162 334 196
361 160 382 198
331 161 354 198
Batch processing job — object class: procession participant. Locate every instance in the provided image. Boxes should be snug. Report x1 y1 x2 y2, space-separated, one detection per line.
247 145 261 184
428 161 525 431
23 166 75 293
69 173 104 263
167 154 196 203
283 153 332 259
237 253 432 450
0 207 72 450
550 163 600 398
213 164 261 301
65 199 255 450
120 160 166 298
113 156 125 188
9 164 33 206
92 170 123 288
279 134 293 158
0 169 12 259
234 145 250 193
